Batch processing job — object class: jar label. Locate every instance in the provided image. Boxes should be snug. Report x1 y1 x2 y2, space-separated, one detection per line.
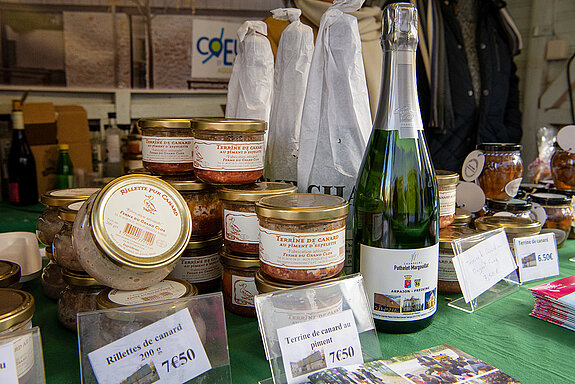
360 243 438 322
505 177 522 197
13 322 34 378
224 209 258 244
171 253 222 283
231 275 258 307
107 280 189 305
259 226 345 269
438 252 458 282
142 136 193 163
193 139 264 171
439 188 456 217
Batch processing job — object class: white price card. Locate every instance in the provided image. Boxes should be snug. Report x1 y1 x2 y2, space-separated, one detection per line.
514 233 559 282
452 231 518 303
88 308 211 384
277 309 363 384
0 342 18 383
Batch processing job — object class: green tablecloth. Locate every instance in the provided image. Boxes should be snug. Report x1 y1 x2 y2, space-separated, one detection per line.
1 201 574 383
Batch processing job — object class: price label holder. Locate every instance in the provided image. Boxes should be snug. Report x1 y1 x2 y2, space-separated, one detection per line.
77 293 231 384
448 228 521 313
0 326 45 384
513 232 560 283
254 274 381 384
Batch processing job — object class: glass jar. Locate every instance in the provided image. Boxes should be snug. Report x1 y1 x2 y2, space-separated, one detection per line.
164 177 222 237
482 198 533 219
41 261 66 300
438 226 478 294
53 201 85 272
437 170 458 228
0 260 21 288
72 174 191 290
169 233 222 293
192 118 266 185
474 216 542 253
138 118 194 175
551 148 575 190
255 193 348 283
550 189 575 239
57 269 106 332
36 188 100 249
220 249 259 317
476 143 523 200
218 182 297 255
451 208 472 227
529 192 574 248
123 153 143 173
126 133 142 155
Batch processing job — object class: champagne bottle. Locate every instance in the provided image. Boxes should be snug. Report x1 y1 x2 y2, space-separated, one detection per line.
56 144 74 188
352 3 438 333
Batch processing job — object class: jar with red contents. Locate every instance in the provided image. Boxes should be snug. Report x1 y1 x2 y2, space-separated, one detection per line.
476 143 523 200
551 147 575 190
220 249 259 317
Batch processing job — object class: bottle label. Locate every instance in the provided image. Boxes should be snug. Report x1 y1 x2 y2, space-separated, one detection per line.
224 209 258 244
142 136 193 164
193 139 264 171
439 188 456 217
505 177 522 197
360 243 438 322
8 182 20 203
106 134 121 162
438 252 458 282
231 275 258 307
107 280 188 305
171 253 222 283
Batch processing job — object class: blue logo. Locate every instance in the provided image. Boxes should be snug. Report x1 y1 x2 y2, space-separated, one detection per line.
196 28 237 66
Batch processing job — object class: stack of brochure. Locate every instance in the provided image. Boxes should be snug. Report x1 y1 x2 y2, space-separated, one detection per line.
528 275 575 331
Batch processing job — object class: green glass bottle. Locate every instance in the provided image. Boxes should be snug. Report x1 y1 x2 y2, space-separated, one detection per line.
352 3 439 334
56 144 74 188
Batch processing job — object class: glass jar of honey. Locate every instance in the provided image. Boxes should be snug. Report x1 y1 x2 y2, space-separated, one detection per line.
476 143 523 200
550 148 575 190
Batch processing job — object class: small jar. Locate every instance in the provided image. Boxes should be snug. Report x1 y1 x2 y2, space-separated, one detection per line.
165 177 222 237
529 192 574 248
550 189 575 239
138 118 194 175
57 269 106 331
476 143 523 200
53 201 85 272
474 216 541 253
169 233 222 293
126 133 142 155
36 188 100 248
220 249 260 317
72 174 191 290
438 226 478 294
41 261 66 300
192 118 266 184
437 170 458 228
218 182 297 255
551 148 575 190
0 260 21 288
124 153 143 173
451 208 472 227
482 198 533 219
255 193 348 283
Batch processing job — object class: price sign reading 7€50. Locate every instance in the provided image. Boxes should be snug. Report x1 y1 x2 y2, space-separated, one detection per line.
88 309 211 384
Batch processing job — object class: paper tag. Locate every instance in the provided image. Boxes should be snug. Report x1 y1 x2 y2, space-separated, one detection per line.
88 309 211 384
504 178 522 198
514 233 559 282
456 182 485 213
557 125 575 153
461 150 485 181
530 202 548 226
0 342 18 383
277 309 363 384
452 231 517 303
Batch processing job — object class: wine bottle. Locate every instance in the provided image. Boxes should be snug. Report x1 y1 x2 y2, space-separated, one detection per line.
8 100 38 205
56 144 74 188
352 3 439 333
104 112 123 178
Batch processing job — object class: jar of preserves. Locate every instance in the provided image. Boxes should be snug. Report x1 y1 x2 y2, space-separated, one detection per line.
451 208 472 227
474 216 541 253
169 233 222 293
437 170 458 228
57 269 106 331
220 249 259 317
218 182 297 255
72 174 192 290
550 189 575 239
0 260 21 288
551 148 575 190
529 192 574 248
36 188 99 249
476 143 523 200
482 198 533 219
438 226 478 294
138 118 194 175
192 118 266 184
41 261 66 300
255 193 348 283
53 201 85 272
164 177 222 237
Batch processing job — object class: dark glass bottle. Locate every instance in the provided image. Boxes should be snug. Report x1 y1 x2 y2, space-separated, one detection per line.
352 3 439 333
56 144 74 188
8 100 38 205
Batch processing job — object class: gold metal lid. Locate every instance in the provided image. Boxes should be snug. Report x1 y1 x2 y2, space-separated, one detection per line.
220 249 260 269
137 118 193 129
218 182 297 202
192 118 267 133
59 200 85 222
439 226 478 251
475 216 542 235
255 193 349 221
436 170 459 186
164 177 212 191
255 269 300 293
186 232 222 250
452 208 472 226
0 289 35 332
41 188 100 207
0 261 21 287
90 174 192 270
62 269 105 287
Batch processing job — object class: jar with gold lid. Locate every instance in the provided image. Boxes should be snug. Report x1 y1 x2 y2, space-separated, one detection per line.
529 192 574 247
0 260 21 289
438 226 478 294
53 201 85 272
436 170 458 228
220 249 260 317
476 143 523 200
57 269 106 331
451 208 472 227
551 147 575 190
482 198 533 219
474 216 541 252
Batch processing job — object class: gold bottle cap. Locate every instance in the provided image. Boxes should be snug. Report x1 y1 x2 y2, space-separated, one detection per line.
0 289 35 332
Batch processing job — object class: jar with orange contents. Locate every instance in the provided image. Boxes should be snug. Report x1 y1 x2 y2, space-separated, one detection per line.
476 143 523 200
551 147 575 190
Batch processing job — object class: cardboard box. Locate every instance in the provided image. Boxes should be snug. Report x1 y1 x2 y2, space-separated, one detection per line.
22 103 57 146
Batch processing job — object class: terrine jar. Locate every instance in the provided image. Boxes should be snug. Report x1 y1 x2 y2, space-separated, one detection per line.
220 249 260 317
192 118 266 184
53 201 85 272
57 269 106 331
438 226 478 294
437 170 459 228
451 208 472 227
255 193 348 283
72 174 192 290
551 148 575 190
476 143 523 200
164 177 222 237
139 118 194 175
218 182 297 255
529 192 574 247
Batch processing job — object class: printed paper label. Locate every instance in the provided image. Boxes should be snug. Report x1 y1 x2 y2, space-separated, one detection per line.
88 309 211 384
12 332 34 378
108 280 189 305
438 253 458 282
439 188 456 217
231 275 258 307
514 233 559 283
0 342 18 383
277 309 363 384
171 253 222 283
360 244 438 322
193 139 264 171
224 209 258 244
142 136 193 163
505 177 522 198
259 227 345 269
